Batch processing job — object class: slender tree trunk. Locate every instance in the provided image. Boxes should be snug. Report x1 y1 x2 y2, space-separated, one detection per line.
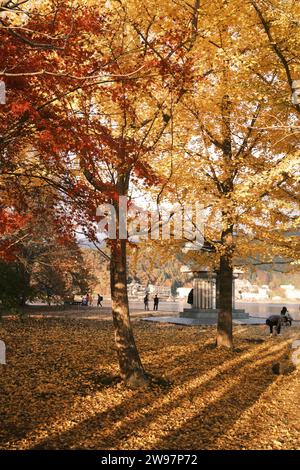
217 89 234 348
110 233 148 388
85 163 148 386
217 251 233 348
19 264 30 307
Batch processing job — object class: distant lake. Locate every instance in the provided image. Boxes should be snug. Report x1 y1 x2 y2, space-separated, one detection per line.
236 302 300 320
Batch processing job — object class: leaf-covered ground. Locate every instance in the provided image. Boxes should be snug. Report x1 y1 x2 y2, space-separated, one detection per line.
0 317 299 450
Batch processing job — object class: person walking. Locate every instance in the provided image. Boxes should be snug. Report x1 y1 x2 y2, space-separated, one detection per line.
97 294 103 307
153 294 159 311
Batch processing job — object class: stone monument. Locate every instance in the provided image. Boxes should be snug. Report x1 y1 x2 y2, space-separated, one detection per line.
180 268 249 321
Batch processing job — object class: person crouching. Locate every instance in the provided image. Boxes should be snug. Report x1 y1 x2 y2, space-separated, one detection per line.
266 315 283 336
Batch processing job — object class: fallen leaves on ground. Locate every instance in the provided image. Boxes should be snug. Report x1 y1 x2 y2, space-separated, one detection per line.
0 317 299 450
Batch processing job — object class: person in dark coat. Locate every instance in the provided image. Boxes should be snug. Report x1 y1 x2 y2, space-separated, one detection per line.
187 289 194 306
153 294 159 311
97 294 103 307
266 315 283 335
144 294 149 311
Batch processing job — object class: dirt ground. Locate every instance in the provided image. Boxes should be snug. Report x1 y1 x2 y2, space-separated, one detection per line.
0 317 299 450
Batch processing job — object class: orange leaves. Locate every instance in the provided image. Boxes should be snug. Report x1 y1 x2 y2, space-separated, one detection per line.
10 101 31 116
39 130 53 144
0 209 31 260
0 210 29 235
0 319 299 450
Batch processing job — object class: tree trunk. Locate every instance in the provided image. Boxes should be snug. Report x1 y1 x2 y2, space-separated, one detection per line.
110 238 148 387
217 253 233 348
19 264 30 307
217 90 234 348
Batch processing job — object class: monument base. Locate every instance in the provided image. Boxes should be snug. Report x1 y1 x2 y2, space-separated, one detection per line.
180 308 249 320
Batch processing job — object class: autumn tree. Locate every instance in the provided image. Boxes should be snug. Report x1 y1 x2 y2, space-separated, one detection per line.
2 0 298 370
157 0 299 348
26 0 202 386
80 0 206 385
0 182 96 308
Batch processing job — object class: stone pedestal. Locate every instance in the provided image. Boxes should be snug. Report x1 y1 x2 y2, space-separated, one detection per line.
193 274 216 309
180 270 249 320
180 308 249 320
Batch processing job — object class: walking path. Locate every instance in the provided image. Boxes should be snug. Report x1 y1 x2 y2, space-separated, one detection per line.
142 316 268 326
14 306 300 326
